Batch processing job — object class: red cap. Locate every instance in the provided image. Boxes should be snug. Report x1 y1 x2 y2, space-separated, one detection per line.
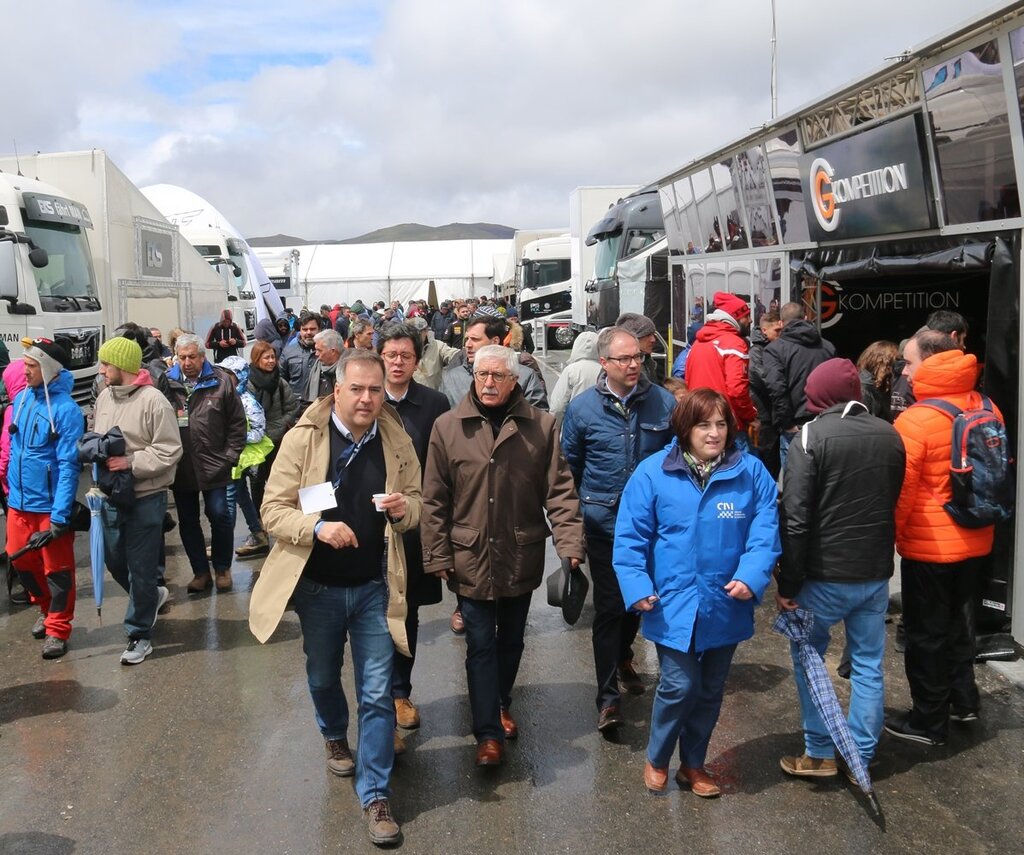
712 292 751 320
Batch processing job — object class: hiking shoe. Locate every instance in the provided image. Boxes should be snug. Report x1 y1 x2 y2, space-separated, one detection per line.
325 738 355 777
152 586 170 627
30 613 47 639
364 798 401 846
618 660 645 695
950 708 979 723
120 638 153 665
235 531 269 558
780 753 838 777
884 712 945 746
41 635 68 659
395 698 420 729
215 569 233 592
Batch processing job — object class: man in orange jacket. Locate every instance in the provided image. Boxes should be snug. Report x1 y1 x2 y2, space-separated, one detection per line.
885 330 1001 746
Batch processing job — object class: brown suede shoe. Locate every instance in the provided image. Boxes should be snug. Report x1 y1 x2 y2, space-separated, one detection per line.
644 761 668 793
187 572 213 594
475 739 503 766
779 753 838 778
364 798 401 846
676 765 721 798
500 708 518 740
395 698 420 729
215 569 233 592
325 738 354 777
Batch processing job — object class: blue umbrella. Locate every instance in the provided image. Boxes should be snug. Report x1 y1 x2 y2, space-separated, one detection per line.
86 480 105 620
773 608 882 817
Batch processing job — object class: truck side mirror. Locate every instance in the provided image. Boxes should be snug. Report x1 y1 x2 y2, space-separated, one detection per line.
0 241 19 300
28 247 49 268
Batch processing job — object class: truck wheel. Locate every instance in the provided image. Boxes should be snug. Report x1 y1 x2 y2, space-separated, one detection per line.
549 325 576 350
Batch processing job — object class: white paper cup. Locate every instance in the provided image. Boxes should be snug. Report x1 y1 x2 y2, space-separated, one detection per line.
372 493 388 512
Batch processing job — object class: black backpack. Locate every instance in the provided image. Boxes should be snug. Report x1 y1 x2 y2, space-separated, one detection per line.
916 396 1014 529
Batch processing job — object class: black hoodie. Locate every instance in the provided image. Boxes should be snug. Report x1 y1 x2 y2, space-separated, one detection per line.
762 320 835 431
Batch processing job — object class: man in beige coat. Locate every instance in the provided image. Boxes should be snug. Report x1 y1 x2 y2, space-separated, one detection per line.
421 344 585 768
249 349 421 848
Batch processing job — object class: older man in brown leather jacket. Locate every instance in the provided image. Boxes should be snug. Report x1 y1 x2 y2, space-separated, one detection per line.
421 344 584 768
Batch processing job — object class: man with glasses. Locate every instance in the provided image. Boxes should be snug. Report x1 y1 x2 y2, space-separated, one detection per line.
376 324 450 742
439 314 547 410
422 345 584 768
562 326 676 732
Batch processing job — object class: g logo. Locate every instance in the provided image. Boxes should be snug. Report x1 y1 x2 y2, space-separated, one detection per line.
810 157 841 233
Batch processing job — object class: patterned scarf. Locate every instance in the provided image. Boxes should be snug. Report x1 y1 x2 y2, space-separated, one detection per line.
683 450 724 490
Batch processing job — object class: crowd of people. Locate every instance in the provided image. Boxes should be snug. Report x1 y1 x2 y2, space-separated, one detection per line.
0 291 1009 847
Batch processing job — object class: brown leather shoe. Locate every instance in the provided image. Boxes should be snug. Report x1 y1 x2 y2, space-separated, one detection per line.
644 760 668 793
475 739 503 766
450 607 466 635
676 765 721 798
187 572 213 594
598 705 625 732
215 569 233 592
394 731 407 756
618 660 645 695
395 698 420 729
500 708 518 740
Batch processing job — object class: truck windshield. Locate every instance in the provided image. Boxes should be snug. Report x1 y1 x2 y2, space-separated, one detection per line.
622 228 664 258
592 234 623 280
522 258 571 290
25 220 100 309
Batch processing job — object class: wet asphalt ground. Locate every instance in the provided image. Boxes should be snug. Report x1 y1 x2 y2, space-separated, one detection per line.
2 352 1023 854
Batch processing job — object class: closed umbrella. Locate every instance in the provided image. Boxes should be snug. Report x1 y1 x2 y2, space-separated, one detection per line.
86 479 106 619
773 608 882 818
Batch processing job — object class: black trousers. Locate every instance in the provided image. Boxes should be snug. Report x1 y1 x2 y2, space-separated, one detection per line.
901 557 982 738
588 536 641 711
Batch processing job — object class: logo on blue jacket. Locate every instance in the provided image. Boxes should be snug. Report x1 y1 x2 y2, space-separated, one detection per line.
717 501 746 520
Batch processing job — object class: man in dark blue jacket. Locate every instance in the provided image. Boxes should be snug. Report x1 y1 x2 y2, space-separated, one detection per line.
561 326 675 732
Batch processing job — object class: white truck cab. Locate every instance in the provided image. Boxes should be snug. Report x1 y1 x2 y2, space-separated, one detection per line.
0 173 103 404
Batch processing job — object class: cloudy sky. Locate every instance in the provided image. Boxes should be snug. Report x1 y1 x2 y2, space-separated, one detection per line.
3 0 991 240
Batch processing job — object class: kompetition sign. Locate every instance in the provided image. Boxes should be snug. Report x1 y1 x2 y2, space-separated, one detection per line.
799 113 935 241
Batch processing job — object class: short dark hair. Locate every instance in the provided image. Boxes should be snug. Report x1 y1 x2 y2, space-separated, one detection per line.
466 314 508 342
376 322 423 362
926 310 968 337
915 329 958 360
298 310 320 328
335 348 385 384
759 310 781 328
670 388 736 452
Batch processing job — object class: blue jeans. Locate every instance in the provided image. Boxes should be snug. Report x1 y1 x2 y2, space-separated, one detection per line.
173 486 233 574
778 432 794 471
458 591 533 742
648 642 737 769
228 477 263 534
293 576 395 808
101 491 167 640
790 579 888 762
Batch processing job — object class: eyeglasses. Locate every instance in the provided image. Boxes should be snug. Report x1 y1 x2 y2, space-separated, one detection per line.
604 353 643 366
381 351 416 363
473 370 512 383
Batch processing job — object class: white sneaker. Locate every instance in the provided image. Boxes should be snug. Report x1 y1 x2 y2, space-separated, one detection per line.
152 586 170 627
120 638 153 665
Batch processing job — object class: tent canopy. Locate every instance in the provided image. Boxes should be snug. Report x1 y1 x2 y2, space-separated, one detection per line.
269 238 513 308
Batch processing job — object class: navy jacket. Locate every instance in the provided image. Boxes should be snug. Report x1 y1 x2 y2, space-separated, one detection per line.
561 373 675 539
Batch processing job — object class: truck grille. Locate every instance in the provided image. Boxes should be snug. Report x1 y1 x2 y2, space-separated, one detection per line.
54 327 101 370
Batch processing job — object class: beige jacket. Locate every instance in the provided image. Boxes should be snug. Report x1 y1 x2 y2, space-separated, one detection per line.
92 375 182 498
414 338 459 390
248 398 422 653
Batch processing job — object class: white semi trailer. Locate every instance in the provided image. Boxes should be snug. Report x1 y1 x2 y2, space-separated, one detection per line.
0 151 228 353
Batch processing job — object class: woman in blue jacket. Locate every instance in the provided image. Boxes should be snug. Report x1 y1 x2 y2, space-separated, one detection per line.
614 388 780 797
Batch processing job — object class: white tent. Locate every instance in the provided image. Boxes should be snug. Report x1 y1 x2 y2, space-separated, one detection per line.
266 238 512 308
